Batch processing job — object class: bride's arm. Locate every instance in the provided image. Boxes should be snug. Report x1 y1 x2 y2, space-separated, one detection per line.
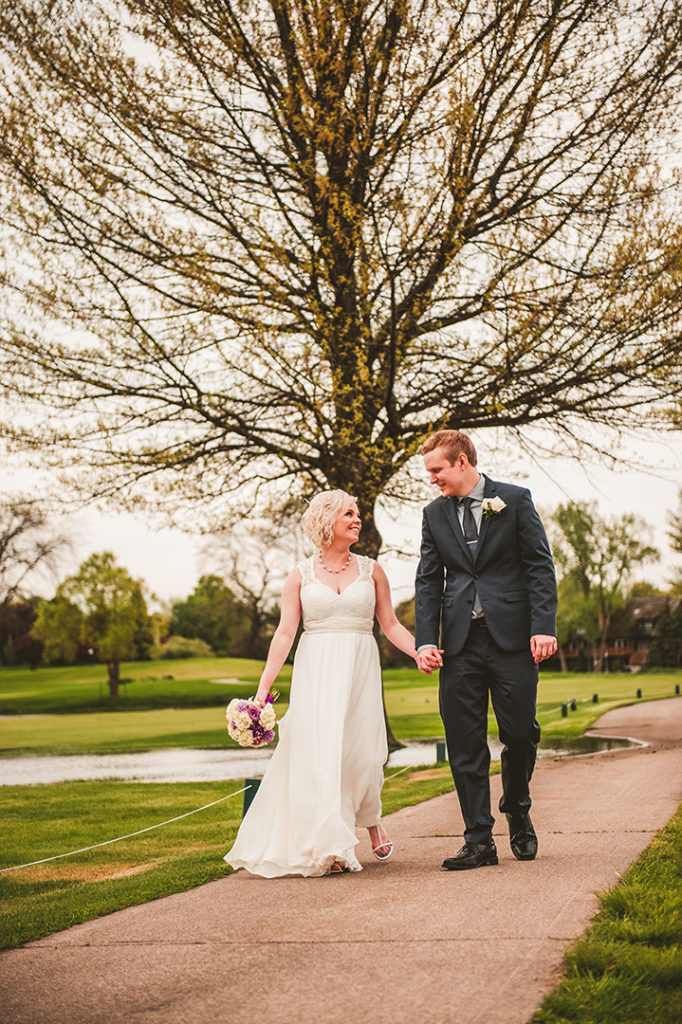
373 563 418 661
254 568 302 705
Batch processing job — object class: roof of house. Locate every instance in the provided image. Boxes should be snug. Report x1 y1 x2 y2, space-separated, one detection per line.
609 596 681 636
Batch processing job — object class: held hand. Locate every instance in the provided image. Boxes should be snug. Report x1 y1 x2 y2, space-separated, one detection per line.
254 687 270 707
530 634 557 664
416 648 444 674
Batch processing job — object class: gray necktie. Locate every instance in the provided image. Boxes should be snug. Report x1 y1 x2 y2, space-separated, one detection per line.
461 497 478 549
460 497 483 617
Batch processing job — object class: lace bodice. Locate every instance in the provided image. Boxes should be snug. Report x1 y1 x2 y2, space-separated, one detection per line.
297 555 376 633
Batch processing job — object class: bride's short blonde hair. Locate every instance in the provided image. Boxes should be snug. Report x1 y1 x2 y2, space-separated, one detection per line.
302 490 358 549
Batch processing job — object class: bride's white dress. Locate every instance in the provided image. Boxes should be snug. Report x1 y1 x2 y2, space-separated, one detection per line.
224 554 387 877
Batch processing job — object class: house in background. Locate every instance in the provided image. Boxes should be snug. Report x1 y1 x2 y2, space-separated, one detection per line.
552 596 681 672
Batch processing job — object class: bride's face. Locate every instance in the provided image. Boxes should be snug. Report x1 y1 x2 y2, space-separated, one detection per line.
332 502 361 545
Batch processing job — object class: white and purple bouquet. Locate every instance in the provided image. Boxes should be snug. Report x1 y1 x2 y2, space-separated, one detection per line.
226 693 277 747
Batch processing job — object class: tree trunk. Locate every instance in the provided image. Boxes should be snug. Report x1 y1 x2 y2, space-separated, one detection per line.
107 660 120 697
599 619 611 673
558 644 568 673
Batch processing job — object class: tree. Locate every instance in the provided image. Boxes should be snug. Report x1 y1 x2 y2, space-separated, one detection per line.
645 600 682 668
170 574 247 655
0 499 71 605
34 552 151 694
550 502 658 672
33 596 83 666
667 490 682 594
0 600 42 667
554 575 590 673
628 581 666 599
1 2 682 549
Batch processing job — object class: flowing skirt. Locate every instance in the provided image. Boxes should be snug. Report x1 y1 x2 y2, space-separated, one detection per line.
224 630 387 877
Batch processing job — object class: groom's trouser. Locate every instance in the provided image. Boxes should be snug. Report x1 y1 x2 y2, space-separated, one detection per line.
439 618 541 845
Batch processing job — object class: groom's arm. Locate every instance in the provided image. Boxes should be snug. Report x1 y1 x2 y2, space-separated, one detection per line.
415 509 446 651
517 489 558 639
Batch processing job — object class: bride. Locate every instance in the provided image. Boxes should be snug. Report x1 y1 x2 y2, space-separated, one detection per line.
224 490 418 877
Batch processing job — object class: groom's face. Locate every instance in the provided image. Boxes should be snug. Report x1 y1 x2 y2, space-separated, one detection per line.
424 447 468 497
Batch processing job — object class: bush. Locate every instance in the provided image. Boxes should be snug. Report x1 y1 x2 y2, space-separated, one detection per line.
150 635 214 659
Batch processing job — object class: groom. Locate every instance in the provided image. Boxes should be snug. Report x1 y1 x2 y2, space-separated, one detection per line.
414 430 557 869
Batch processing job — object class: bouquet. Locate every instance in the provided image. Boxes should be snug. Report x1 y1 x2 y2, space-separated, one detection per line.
226 693 277 747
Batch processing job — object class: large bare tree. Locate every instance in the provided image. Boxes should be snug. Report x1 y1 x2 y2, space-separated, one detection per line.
0 499 71 604
1 0 682 551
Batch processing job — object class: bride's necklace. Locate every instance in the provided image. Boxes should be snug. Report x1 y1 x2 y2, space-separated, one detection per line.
319 550 352 574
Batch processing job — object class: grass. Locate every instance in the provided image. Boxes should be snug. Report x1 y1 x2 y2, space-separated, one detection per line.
2 656 681 1024
0 763 455 951
532 805 682 1024
0 704 291 755
0 658 291 715
1 663 679 755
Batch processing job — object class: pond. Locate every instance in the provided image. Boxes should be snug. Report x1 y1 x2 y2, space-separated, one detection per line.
0 734 644 786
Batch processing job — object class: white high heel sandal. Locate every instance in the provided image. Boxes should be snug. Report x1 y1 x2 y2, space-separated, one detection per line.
371 824 394 861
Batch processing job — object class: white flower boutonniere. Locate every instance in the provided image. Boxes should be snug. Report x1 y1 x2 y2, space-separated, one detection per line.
482 496 507 517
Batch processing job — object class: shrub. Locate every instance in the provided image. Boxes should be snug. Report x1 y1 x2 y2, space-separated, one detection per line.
150 635 214 659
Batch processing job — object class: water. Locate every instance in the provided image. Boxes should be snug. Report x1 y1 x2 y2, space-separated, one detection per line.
0 735 643 786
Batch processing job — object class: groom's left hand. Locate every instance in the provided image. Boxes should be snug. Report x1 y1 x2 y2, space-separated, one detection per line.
530 634 557 663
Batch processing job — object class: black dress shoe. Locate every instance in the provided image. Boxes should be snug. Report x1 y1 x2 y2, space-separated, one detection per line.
442 840 498 870
506 813 538 861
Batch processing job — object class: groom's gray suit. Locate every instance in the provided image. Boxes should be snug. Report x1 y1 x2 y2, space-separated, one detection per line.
415 474 557 845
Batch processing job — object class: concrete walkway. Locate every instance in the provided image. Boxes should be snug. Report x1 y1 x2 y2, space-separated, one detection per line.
2 697 681 1024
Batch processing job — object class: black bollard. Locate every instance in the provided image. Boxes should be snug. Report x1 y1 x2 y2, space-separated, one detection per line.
561 703 568 717
636 688 642 699
592 693 599 703
676 684 680 696
243 778 261 815
436 741 447 763
570 698 577 711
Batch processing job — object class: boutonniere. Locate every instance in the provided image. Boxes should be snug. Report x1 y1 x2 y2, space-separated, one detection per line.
481 497 507 517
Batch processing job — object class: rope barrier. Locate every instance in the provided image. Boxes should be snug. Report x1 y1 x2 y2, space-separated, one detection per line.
0 784 251 875
2 763 431 875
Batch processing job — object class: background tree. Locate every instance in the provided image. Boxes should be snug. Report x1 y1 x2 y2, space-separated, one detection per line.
170 574 248 656
33 596 83 666
0 600 42 667
628 581 666 599
645 600 682 668
554 576 591 674
1 1 682 549
550 502 658 672
34 552 151 694
667 490 682 595
0 499 71 605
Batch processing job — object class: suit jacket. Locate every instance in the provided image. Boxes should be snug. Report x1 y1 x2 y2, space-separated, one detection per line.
415 475 557 655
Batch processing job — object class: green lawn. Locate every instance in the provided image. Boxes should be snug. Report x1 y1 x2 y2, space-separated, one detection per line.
0 764 455 950
533 805 682 1024
0 658 291 715
2 659 681 1024
1 663 679 755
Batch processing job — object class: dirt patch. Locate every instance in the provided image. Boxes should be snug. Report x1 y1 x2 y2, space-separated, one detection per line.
12 860 163 883
405 768 450 781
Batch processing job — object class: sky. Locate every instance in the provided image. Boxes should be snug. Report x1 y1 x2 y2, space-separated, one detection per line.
7 428 680 610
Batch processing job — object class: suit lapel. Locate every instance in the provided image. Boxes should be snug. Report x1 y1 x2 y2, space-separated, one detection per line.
443 495 472 561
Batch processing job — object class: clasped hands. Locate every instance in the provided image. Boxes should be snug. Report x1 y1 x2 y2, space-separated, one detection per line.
415 633 558 673
415 648 444 674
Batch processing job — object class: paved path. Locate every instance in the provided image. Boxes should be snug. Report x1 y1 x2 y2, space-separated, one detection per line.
2 697 681 1024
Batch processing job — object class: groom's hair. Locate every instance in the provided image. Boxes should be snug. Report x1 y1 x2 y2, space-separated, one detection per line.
421 430 477 466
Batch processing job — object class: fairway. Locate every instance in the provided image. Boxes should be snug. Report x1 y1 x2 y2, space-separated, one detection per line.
0 658 290 716
1 659 679 754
